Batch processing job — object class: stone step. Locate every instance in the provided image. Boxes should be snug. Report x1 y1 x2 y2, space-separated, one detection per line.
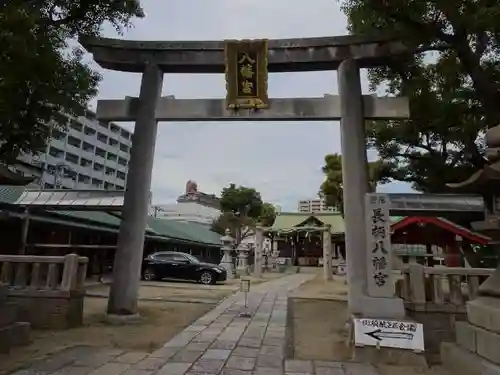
455 320 500 366
441 341 500 375
0 302 18 327
0 322 31 353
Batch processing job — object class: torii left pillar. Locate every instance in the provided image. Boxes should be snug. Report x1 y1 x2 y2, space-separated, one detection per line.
107 63 163 316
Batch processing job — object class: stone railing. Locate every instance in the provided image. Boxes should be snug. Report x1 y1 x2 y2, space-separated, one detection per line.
0 254 88 292
398 264 494 308
0 254 88 329
396 264 494 363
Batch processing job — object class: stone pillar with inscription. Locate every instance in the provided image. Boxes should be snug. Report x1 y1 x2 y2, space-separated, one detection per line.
348 193 426 367
363 193 404 318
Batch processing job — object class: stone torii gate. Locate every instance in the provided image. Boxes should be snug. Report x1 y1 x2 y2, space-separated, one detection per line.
80 35 410 318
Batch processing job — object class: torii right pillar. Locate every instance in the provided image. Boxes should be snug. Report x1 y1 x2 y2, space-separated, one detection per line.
338 59 404 319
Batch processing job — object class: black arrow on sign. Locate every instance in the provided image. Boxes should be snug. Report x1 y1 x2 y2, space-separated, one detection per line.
365 329 414 341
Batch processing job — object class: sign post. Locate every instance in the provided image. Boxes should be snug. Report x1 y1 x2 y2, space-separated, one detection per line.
224 39 269 109
353 318 424 352
239 278 251 317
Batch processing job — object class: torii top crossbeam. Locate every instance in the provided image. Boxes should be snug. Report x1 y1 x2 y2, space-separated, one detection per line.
80 34 410 74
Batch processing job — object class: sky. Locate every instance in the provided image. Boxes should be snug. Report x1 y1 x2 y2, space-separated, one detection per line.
87 0 414 211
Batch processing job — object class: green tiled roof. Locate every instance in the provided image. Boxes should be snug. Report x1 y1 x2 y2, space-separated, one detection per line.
54 211 157 234
51 210 121 228
46 212 221 246
271 213 406 235
271 212 345 234
147 218 220 246
0 185 25 204
164 221 221 246
0 185 221 247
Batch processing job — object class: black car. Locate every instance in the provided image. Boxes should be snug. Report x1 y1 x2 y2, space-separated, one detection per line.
141 251 227 285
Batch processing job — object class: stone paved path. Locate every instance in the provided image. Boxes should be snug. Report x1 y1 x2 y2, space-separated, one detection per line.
9 274 380 375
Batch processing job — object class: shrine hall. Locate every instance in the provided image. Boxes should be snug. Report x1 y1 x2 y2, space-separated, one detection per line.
269 212 491 267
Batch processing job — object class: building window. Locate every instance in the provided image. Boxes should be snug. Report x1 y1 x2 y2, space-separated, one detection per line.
117 171 126 180
91 178 103 188
46 164 56 175
115 184 125 190
52 129 66 140
107 152 117 162
93 162 104 172
84 126 96 136
110 124 120 133
65 152 79 164
95 147 106 158
67 136 81 148
104 182 115 190
78 174 90 184
65 169 77 181
117 157 127 166
120 129 130 140
44 182 54 189
69 120 83 132
105 166 115 176
108 137 119 147
119 143 129 153
97 132 108 144
80 157 92 167
99 121 109 129
82 141 95 152
49 147 64 158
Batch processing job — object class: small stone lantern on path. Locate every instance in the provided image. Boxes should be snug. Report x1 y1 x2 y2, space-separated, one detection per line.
220 229 235 279
236 243 250 277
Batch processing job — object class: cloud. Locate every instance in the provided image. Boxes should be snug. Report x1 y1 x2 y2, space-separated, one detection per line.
88 0 413 211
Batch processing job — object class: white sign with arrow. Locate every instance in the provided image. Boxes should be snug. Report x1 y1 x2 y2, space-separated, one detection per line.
353 318 424 352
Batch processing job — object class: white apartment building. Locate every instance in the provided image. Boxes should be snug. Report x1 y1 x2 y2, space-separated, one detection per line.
297 198 337 213
16 110 132 190
154 181 221 224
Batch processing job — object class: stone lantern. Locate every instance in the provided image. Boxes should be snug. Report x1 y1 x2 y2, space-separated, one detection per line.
220 229 235 279
236 243 250 276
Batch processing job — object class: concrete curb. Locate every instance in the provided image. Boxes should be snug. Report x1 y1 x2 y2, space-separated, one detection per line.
85 292 219 305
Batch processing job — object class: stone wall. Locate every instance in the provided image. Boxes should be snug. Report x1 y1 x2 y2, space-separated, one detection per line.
405 303 467 364
7 290 84 329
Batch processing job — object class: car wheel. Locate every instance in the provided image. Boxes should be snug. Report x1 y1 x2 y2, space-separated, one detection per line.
143 267 156 281
199 271 214 285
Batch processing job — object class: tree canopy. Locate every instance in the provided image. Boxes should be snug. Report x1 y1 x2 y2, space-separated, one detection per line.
320 153 390 214
259 202 277 227
340 0 500 192
218 183 263 219
0 1 143 164
211 184 276 245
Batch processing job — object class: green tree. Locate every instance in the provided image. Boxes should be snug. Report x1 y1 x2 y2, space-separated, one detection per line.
259 202 277 227
211 184 264 245
320 153 390 214
340 0 499 192
0 1 143 164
